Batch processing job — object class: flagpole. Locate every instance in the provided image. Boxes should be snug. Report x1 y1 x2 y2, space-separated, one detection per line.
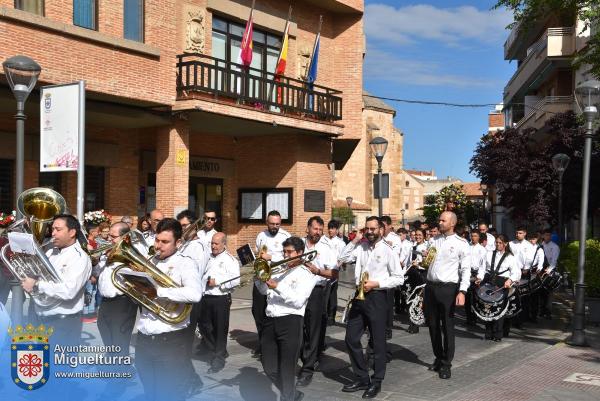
268 5 292 106
305 15 322 112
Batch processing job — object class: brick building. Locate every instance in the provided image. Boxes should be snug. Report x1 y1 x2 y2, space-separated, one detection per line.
0 0 364 249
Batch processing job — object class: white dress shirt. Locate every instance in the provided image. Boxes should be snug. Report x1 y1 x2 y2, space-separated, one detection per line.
98 260 125 298
256 228 291 263
542 241 560 270
305 236 338 286
339 239 404 289
258 265 318 317
478 250 521 283
412 242 428 269
427 233 471 292
469 243 488 274
37 242 92 317
202 250 241 296
197 228 217 250
509 239 530 268
179 238 209 277
327 235 346 260
520 244 545 272
136 252 202 335
483 232 496 252
384 231 402 256
399 239 413 268
143 231 156 248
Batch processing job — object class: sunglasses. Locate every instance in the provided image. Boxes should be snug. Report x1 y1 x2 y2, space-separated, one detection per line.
205 217 217 221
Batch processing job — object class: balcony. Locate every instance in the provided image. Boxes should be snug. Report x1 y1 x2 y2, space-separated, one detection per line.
504 27 575 105
176 54 343 122
515 96 574 130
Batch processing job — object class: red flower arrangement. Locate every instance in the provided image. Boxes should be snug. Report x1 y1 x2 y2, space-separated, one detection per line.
0 211 16 228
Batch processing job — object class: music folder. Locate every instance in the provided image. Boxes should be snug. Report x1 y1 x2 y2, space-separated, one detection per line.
236 244 256 266
118 268 159 290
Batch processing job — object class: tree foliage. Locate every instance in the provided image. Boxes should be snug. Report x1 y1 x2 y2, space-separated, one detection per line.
470 111 600 227
332 207 354 224
422 184 476 227
494 0 600 77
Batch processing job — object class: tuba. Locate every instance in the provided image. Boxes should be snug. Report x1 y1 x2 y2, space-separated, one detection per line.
108 234 192 325
0 188 68 308
218 249 318 291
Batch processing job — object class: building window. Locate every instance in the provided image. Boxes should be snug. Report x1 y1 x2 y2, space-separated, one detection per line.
238 188 293 223
15 0 44 15
73 0 97 30
124 0 144 42
85 166 105 211
39 172 61 192
405 203 409 210
211 15 281 74
0 160 13 212
405 180 410 187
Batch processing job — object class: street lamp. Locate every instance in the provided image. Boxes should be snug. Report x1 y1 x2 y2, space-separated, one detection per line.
552 153 570 244
568 79 600 347
346 196 353 233
479 183 489 223
3 55 41 217
369 136 388 218
400 208 405 228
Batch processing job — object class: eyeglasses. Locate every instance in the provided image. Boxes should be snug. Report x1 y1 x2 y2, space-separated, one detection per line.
205 217 217 221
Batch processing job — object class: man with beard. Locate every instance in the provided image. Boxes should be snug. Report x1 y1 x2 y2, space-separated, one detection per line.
297 216 338 387
479 222 496 252
339 216 403 399
144 209 164 248
254 210 291 357
197 210 218 250
424 211 471 380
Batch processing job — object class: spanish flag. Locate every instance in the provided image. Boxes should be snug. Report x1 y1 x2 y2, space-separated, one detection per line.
274 16 290 103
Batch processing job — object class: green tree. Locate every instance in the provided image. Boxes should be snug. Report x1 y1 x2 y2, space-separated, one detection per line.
495 0 600 77
332 207 354 225
422 184 476 227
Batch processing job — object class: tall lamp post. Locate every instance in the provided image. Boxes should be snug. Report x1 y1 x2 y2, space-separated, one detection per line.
568 79 600 347
552 153 570 244
369 136 388 218
480 183 488 223
2 55 41 218
400 208 406 228
346 196 353 234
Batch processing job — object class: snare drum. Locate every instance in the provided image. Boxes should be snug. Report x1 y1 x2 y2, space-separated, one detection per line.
541 270 562 291
517 278 531 297
529 273 543 293
472 282 510 322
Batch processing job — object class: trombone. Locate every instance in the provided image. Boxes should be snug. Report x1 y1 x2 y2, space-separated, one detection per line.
218 250 318 291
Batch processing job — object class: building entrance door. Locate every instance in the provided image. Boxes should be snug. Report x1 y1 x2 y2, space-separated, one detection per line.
189 177 223 231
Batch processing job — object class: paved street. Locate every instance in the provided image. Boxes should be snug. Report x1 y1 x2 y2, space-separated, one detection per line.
3 265 600 401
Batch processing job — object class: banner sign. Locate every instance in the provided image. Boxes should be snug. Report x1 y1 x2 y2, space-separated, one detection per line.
40 83 82 172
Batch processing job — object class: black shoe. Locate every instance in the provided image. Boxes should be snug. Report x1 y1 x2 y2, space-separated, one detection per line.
251 348 261 359
484 334 493 340
294 390 304 401
385 329 392 340
492 337 502 342
296 374 313 387
362 382 381 399
342 380 370 393
438 366 451 379
207 359 225 373
428 360 441 372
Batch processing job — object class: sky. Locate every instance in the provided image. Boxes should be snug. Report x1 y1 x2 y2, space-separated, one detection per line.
363 0 516 181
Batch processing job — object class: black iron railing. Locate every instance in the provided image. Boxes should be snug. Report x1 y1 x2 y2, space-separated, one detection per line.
176 54 343 122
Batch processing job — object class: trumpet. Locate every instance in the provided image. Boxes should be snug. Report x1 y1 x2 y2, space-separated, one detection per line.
355 271 369 300
218 250 317 291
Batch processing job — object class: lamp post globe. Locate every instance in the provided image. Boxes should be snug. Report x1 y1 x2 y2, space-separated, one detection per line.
369 137 388 217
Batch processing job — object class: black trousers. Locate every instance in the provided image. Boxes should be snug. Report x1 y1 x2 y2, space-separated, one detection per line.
327 280 338 320
199 294 232 363
97 295 137 357
539 288 552 316
300 285 325 377
424 281 458 368
261 314 303 401
345 290 387 383
319 281 335 356
39 313 83 348
485 316 505 338
136 329 190 401
252 284 267 349
386 288 395 331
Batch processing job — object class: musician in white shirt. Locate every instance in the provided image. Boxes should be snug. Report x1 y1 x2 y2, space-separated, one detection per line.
297 216 338 387
196 210 218 249
97 222 138 358
323 220 345 335
198 232 240 373
144 209 164 248
382 216 402 340
254 210 291 357
540 230 560 319
258 236 318 401
478 222 496 252
134 218 202 401
21 214 92 347
339 216 403 399
424 212 471 380
475 234 521 341
465 230 487 325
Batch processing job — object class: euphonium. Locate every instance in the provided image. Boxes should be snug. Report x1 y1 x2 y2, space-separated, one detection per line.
421 246 437 269
109 235 192 325
355 271 369 301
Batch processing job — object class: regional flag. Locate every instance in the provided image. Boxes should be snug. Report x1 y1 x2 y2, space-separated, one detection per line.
275 23 289 77
238 7 254 67
307 31 320 84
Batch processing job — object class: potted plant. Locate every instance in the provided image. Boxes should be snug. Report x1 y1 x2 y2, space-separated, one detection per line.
561 239 600 324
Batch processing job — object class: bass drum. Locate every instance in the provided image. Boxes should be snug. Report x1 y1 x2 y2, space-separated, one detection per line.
472 282 510 322
407 284 426 325
541 270 562 291
505 287 522 319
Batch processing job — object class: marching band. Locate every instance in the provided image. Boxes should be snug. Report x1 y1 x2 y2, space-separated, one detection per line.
0 187 566 401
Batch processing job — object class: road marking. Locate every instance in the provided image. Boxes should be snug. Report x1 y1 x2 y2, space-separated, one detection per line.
564 373 600 387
